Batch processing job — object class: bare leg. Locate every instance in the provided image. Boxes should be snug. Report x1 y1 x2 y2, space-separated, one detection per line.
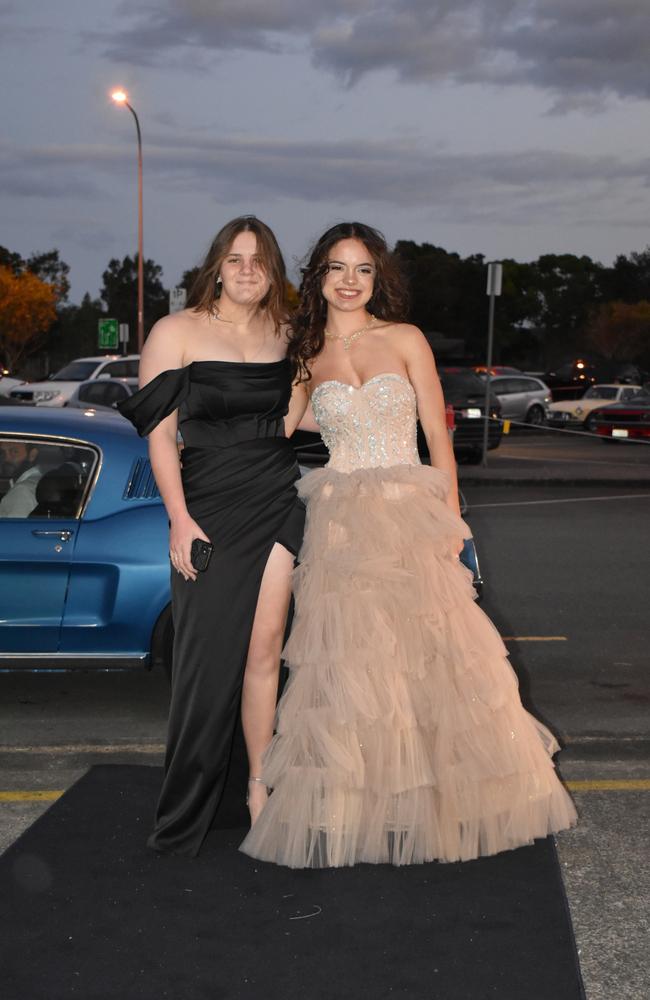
241 542 294 825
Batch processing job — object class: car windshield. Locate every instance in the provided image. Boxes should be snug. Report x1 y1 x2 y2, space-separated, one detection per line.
439 372 486 396
50 361 99 382
583 387 618 400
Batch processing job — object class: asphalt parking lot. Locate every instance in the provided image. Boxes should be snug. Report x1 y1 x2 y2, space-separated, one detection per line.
1 435 649 1000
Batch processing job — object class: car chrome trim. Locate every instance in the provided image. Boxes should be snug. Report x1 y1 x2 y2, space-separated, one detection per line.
31 529 74 541
0 652 148 660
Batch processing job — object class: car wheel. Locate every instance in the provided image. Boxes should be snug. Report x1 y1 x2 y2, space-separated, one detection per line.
583 413 598 433
526 404 545 426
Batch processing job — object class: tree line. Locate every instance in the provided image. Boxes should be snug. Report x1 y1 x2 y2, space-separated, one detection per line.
2 242 650 377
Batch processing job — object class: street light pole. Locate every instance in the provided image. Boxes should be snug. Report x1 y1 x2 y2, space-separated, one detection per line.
111 90 144 352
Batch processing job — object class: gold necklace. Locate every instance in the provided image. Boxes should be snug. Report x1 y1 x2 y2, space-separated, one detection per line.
324 315 376 352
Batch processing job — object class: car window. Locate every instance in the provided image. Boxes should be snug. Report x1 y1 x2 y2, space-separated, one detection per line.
492 377 516 394
620 388 637 400
584 386 617 400
78 381 129 406
100 360 128 378
511 377 537 392
50 361 99 382
0 437 98 520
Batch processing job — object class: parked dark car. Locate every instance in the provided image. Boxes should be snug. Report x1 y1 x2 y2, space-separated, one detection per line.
591 387 650 442
436 368 502 463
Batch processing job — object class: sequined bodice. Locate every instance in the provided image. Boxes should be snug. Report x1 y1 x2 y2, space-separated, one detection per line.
311 373 420 472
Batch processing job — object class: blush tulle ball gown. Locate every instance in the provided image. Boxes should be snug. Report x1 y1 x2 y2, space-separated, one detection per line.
240 373 577 868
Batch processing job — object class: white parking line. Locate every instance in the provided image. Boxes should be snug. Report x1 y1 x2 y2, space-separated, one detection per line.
470 493 650 509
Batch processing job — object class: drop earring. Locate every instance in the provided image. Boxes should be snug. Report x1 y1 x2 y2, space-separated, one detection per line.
215 275 223 296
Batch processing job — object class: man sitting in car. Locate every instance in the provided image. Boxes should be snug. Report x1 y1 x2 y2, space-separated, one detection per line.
0 441 44 517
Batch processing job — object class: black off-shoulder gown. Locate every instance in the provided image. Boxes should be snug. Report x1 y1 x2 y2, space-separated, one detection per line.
119 359 304 857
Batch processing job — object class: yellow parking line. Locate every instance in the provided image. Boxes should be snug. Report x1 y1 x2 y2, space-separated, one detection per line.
566 779 650 792
502 636 568 641
0 790 63 802
2 780 650 802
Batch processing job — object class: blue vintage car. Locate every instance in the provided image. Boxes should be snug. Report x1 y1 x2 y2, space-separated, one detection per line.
0 406 484 673
0 406 172 672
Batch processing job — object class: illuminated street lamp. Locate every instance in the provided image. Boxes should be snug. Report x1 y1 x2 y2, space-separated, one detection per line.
111 89 144 351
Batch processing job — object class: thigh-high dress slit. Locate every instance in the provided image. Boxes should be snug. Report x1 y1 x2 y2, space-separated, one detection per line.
120 359 304 857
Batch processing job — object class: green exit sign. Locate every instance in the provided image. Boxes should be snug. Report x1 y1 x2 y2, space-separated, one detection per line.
98 318 118 350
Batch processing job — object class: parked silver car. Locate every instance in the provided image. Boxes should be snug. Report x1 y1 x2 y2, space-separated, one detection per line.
486 374 552 426
65 378 138 412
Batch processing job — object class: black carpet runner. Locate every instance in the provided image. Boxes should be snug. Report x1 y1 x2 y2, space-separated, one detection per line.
0 765 584 1000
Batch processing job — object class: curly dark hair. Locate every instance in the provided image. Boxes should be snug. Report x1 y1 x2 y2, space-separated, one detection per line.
287 222 409 381
186 216 288 334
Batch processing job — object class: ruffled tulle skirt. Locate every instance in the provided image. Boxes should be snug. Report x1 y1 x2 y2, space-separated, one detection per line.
239 463 577 868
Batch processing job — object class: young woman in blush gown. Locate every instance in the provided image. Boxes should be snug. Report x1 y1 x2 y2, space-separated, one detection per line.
240 222 577 868
119 217 306 857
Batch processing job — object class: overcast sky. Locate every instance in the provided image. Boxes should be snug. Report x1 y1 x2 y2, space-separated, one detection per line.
3 0 650 302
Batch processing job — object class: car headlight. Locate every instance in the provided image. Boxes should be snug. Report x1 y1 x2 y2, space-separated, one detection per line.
33 389 61 402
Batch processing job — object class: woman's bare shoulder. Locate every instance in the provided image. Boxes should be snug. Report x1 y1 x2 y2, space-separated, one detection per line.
380 322 430 352
141 310 203 373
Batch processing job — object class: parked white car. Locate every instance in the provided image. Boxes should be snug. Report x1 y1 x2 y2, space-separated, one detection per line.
548 383 642 430
0 372 26 397
9 355 140 407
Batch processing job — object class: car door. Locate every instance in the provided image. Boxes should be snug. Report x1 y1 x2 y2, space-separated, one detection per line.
506 378 536 420
0 436 98 652
492 377 517 418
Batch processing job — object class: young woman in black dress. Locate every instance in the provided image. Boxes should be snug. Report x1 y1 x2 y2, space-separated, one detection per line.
120 217 306 857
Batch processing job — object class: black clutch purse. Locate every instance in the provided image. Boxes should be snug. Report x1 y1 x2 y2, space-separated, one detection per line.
190 538 214 572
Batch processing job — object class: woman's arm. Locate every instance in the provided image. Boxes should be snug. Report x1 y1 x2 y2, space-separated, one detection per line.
400 326 462 518
284 380 310 437
140 316 209 581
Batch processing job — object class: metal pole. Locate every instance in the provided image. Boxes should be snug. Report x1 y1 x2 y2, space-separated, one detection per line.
481 289 496 466
125 101 144 352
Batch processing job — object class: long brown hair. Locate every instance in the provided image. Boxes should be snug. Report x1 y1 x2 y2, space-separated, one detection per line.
186 216 288 333
287 222 408 381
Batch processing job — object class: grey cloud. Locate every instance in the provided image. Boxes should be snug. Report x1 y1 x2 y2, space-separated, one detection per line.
4 134 649 227
0 143 104 199
96 1 650 104
100 0 363 62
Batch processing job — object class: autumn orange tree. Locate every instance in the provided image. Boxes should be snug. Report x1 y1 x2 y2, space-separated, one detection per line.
586 300 650 367
0 265 57 372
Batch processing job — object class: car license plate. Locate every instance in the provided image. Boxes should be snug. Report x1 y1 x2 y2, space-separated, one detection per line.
612 428 628 438
464 408 481 419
